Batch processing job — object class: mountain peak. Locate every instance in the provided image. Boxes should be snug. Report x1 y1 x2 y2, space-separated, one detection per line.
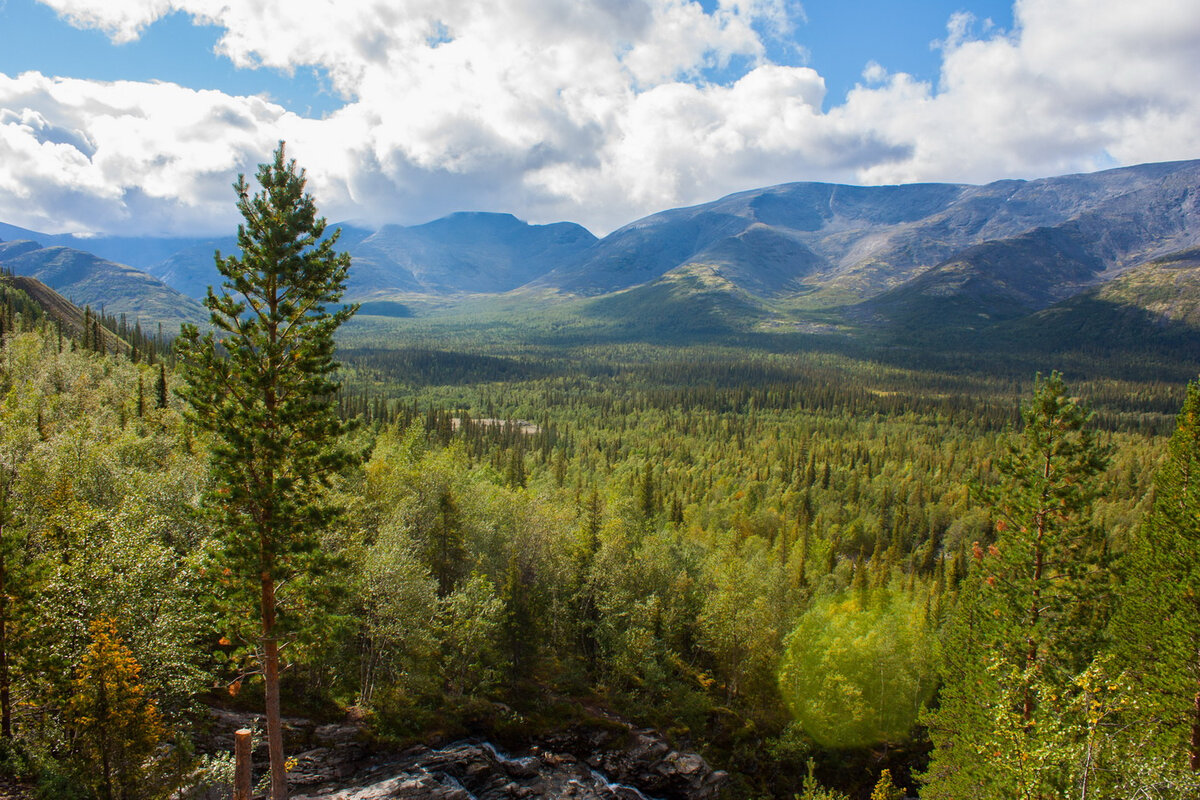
3 158 1200 350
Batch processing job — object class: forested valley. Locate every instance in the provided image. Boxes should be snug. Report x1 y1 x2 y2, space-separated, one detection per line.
2 270 1199 799
3 147 1200 800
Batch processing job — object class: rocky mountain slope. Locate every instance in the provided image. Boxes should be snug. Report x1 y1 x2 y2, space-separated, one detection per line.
3 158 1198 352
0 239 206 329
0 273 132 353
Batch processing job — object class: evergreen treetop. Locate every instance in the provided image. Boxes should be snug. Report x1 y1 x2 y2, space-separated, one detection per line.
176 142 357 800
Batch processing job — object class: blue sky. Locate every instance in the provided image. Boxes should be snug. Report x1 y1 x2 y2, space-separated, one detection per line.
0 0 342 116
769 1 1014 107
0 0 1195 236
1 0 1014 116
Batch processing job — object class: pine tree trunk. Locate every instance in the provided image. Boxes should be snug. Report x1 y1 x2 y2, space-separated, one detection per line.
262 571 287 800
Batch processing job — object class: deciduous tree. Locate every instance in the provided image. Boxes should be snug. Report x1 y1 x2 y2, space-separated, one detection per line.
68 617 163 800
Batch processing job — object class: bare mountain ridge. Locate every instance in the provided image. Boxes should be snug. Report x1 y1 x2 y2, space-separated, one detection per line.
553 159 1200 304
1 159 1198 351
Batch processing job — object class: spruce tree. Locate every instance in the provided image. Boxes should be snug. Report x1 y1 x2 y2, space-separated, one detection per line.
176 143 355 800
1110 380 1200 783
922 372 1111 799
154 362 168 410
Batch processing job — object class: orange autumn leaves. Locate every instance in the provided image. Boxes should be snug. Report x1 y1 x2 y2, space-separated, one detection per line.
68 617 164 800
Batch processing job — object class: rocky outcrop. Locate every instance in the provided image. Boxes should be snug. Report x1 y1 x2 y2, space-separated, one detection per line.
201 708 727 800
539 721 728 800
292 741 651 800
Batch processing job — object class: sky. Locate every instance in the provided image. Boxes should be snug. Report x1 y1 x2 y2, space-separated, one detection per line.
0 0 1196 237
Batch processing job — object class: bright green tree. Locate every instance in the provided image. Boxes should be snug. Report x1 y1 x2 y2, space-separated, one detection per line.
700 539 785 701
177 143 355 800
779 591 934 748
922 372 1111 800
436 573 503 697
357 527 439 706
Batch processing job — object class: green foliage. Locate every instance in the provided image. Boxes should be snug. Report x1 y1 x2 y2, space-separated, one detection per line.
780 591 934 748
1108 379 1200 788
0 327 205 757
367 428 476 597
323 342 1165 797
356 519 439 705
699 537 787 700
922 372 1113 800
437 573 504 696
0 331 209 793
171 752 236 800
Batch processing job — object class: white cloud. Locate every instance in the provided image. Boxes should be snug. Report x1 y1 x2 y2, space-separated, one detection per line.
843 0 1200 186
0 72 291 234
3 0 1200 236
40 0 170 44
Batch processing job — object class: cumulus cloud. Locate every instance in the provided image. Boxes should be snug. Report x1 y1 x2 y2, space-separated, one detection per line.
0 72 291 233
2 0 1199 235
842 0 1200 187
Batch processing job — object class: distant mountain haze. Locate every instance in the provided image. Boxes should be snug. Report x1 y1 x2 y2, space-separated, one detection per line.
348 213 597 295
1 159 1198 350
0 239 206 329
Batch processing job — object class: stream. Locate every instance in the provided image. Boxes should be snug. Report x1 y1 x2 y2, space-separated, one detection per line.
203 708 725 800
290 738 666 799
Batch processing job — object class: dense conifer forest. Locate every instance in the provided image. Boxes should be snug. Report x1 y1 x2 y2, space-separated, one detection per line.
3 153 1199 799
1 281 1196 797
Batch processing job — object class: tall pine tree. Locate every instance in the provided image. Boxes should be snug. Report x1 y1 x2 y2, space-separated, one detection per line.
922 372 1111 799
176 143 356 800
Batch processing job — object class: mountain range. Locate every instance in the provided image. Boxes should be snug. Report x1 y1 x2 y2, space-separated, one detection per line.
1 159 1199 355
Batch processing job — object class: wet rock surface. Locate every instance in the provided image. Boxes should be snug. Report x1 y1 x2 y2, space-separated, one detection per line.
202 708 726 800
